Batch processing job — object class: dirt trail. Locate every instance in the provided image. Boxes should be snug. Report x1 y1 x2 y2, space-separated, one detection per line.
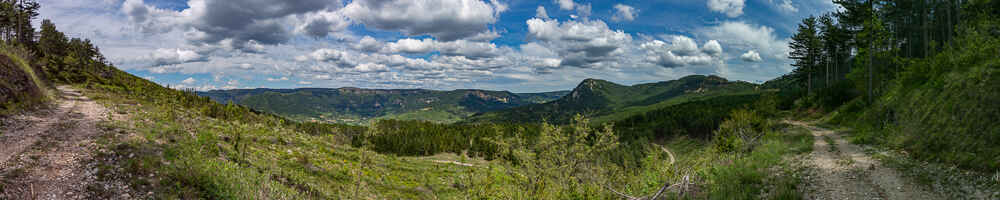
0 86 111 199
789 120 943 200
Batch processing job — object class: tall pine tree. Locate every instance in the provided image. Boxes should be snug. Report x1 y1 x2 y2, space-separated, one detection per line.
789 16 822 96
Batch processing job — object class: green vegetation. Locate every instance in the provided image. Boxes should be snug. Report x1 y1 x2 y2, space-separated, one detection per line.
0 44 49 114
781 0 1000 173
2 0 996 198
197 88 568 124
467 75 758 124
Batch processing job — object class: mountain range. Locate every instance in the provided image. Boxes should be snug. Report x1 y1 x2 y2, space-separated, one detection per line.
196 88 569 124
466 75 759 124
197 75 758 125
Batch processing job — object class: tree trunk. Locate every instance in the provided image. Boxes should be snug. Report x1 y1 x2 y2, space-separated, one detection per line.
923 0 929 58
868 0 875 104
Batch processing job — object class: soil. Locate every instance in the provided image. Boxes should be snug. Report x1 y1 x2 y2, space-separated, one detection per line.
0 86 131 200
790 120 944 200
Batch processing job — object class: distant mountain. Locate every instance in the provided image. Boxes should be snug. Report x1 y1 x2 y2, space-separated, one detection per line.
464 75 759 124
196 88 569 124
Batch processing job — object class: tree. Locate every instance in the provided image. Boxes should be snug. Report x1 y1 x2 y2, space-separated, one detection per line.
0 0 38 43
38 19 67 57
788 16 822 95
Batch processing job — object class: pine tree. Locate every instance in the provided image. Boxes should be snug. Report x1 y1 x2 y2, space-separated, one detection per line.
789 16 822 95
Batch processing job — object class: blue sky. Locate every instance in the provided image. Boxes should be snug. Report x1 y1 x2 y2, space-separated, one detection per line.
37 0 838 92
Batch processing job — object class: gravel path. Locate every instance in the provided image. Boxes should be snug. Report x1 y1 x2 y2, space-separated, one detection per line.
0 86 121 199
790 121 944 200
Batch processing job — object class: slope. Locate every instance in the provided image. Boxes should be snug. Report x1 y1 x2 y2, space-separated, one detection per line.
465 75 757 124
0 45 50 114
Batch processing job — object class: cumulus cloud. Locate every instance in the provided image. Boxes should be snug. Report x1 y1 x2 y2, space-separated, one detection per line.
536 6 549 19
181 77 196 84
556 0 576 10
121 0 183 33
707 0 745 18
382 38 508 59
122 0 343 51
354 36 383 52
526 18 632 68
698 21 791 60
354 63 389 73
612 4 638 22
741 50 762 62
777 0 798 13
385 38 437 54
703 40 723 56
342 0 507 41
640 36 724 68
266 77 289 82
145 48 208 67
295 10 351 38
553 0 590 17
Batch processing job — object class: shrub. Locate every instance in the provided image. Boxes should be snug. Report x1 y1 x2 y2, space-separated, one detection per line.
713 109 770 153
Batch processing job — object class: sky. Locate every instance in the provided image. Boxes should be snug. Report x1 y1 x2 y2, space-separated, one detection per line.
36 0 839 93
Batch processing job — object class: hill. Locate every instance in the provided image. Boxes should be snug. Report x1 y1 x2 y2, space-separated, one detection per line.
0 45 50 114
465 75 758 124
197 88 569 124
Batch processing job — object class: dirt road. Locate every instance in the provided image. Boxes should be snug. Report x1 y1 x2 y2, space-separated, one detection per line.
790 121 943 200
0 86 110 199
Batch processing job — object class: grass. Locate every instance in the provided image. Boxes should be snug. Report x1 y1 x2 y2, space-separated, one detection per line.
75 80 819 199
701 123 813 200
0 46 52 115
865 143 1000 199
81 84 512 199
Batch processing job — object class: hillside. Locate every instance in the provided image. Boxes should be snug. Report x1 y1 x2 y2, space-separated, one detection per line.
0 46 50 114
197 88 569 124
465 75 758 124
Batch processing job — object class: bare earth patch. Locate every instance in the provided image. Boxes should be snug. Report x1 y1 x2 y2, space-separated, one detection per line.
0 86 131 199
790 120 944 200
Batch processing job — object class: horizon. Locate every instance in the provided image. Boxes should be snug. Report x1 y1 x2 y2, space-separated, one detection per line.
37 0 836 93
191 74 756 93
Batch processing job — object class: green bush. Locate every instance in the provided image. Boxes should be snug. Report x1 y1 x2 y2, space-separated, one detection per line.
713 109 770 154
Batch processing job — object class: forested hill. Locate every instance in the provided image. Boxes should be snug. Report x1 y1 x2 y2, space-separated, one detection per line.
196 88 569 124
465 75 759 124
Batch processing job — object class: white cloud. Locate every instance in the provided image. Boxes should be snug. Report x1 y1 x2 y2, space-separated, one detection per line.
355 36 383 52
354 63 389 73
342 0 506 41
299 48 351 63
295 9 351 38
741 50 762 62
536 6 549 19
640 36 725 68
526 18 632 68
777 0 798 13
703 40 723 56
266 77 290 82
181 77 196 84
385 38 437 54
556 0 576 10
553 0 590 17
144 48 208 67
382 38 508 59
707 0 745 18
698 21 790 60
612 4 638 22
298 81 313 85
122 0 343 51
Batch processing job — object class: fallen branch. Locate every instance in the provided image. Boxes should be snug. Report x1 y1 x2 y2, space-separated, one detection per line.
604 175 695 200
